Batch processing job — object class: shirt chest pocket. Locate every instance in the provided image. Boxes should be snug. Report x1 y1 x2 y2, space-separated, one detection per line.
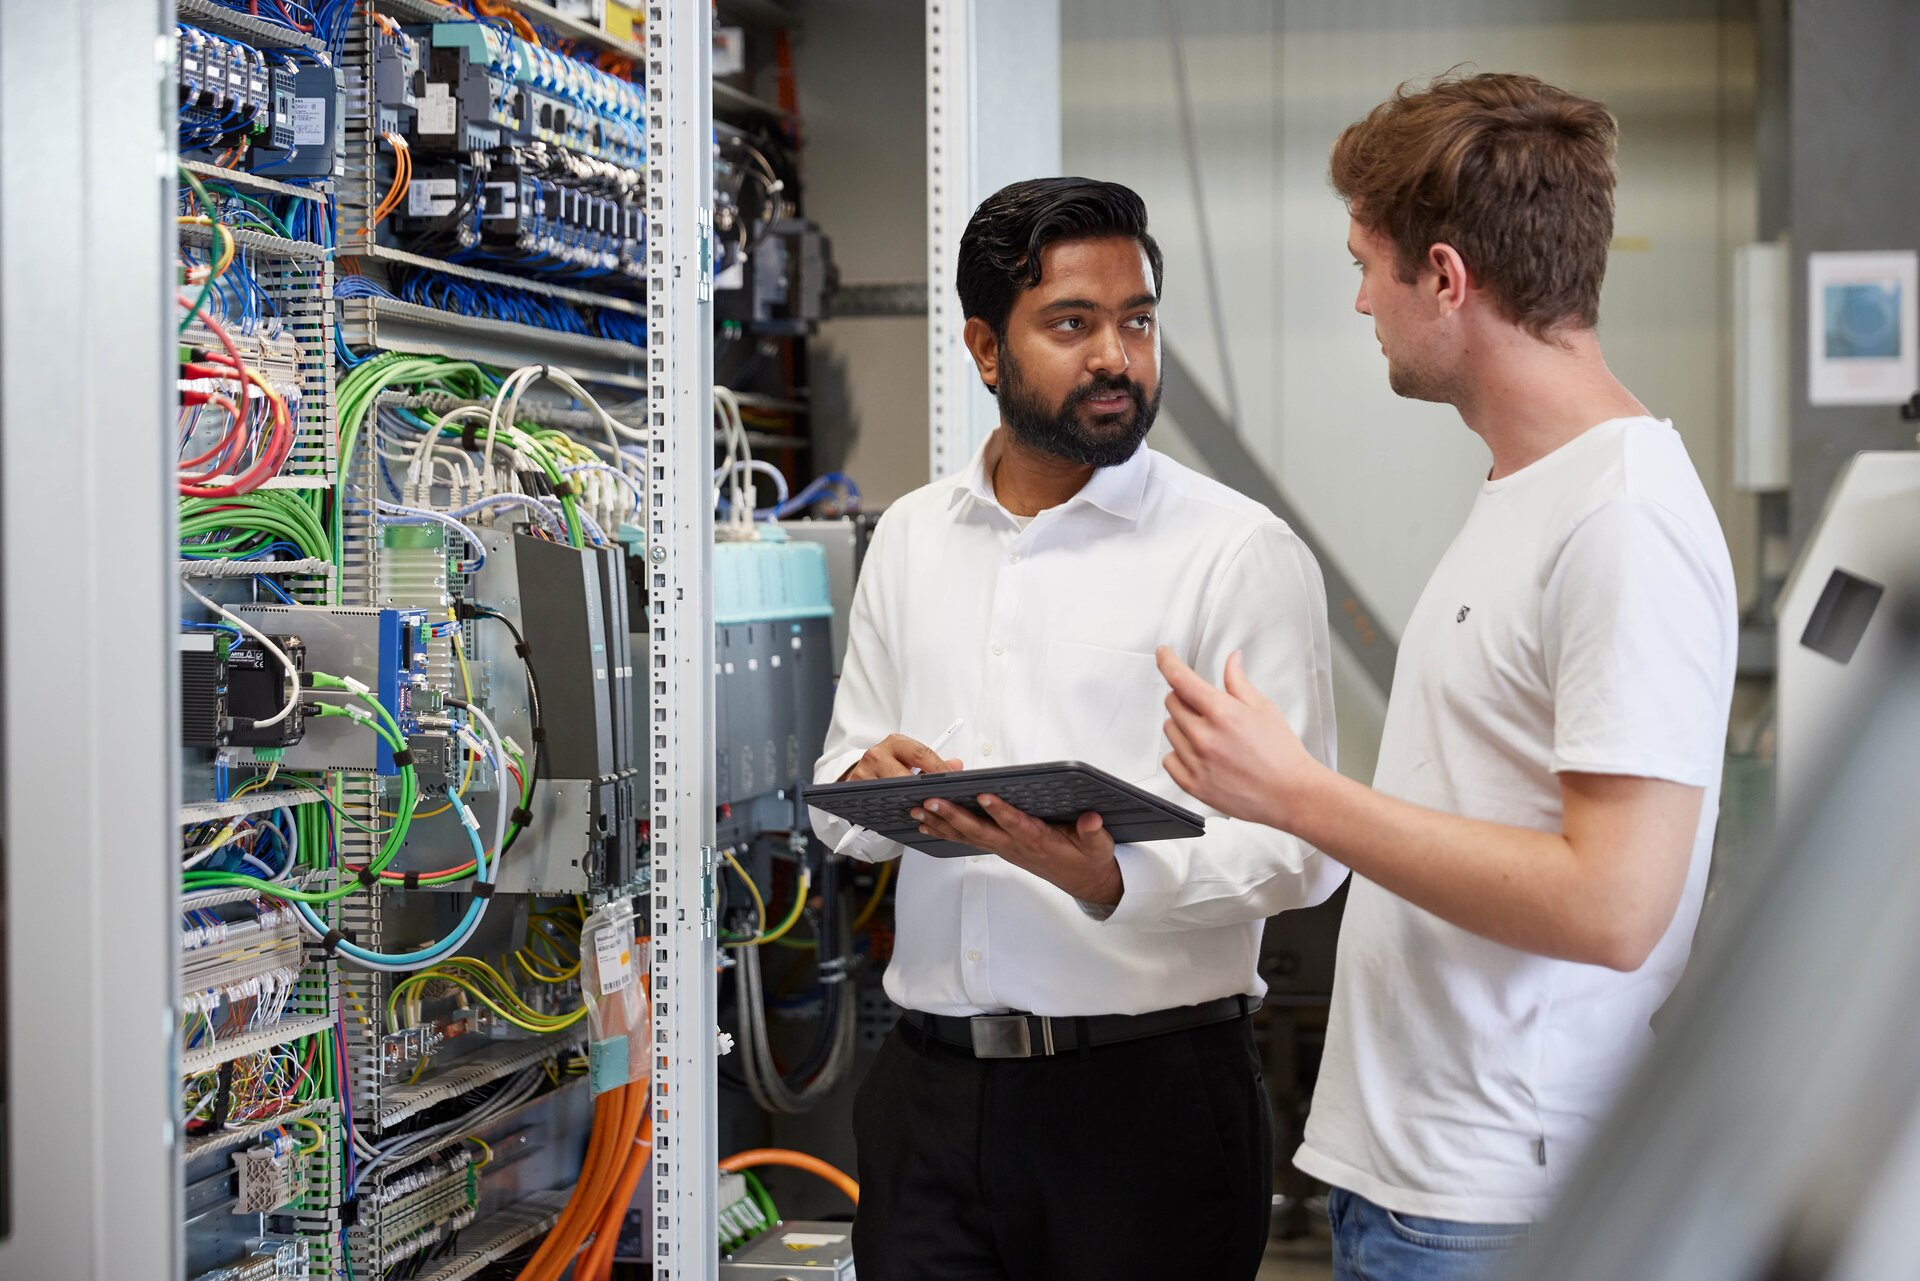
1032 640 1167 783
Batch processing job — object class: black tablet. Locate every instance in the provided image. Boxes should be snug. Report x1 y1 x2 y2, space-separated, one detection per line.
804 760 1206 859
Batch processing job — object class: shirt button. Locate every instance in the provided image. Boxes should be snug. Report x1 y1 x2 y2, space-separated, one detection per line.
990 642 1004 656
970 855 986 864
980 743 992 757
966 949 982 962
1009 553 1022 564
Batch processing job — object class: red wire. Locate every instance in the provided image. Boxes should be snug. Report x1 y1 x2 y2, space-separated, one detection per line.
176 334 293 498
273 0 313 32
177 391 248 472
177 291 260 492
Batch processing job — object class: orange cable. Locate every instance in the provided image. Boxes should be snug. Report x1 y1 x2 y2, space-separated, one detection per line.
719 1148 861 1206
575 1100 654 1281
517 1087 627 1281
367 133 412 232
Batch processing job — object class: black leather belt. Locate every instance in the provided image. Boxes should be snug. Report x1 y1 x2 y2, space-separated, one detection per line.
901 995 1250 1059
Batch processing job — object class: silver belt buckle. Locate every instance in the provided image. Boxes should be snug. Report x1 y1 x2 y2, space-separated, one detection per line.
969 1014 1034 1058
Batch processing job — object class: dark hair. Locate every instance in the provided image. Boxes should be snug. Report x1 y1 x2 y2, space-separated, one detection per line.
955 177 1165 337
1330 71 1617 339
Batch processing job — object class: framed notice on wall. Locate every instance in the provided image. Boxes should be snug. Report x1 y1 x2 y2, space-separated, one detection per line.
1808 250 1919 406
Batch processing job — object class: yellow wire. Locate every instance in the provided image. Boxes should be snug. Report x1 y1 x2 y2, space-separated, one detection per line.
387 959 585 1035
177 215 236 278
515 913 582 983
721 851 766 941
727 867 811 948
465 1136 494 1169
852 860 895 931
291 1116 327 1156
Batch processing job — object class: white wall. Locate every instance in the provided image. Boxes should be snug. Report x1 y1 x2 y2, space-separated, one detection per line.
1062 0 1758 777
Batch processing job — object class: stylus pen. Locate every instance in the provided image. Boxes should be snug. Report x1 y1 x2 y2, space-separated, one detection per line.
915 718 966 772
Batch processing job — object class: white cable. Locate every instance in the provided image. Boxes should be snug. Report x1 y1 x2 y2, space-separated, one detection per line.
714 460 789 513
448 493 568 539
180 577 302 728
455 701 512 860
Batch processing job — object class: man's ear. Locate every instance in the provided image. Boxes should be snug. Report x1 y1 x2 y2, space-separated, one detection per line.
1427 242 1471 318
963 315 1001 395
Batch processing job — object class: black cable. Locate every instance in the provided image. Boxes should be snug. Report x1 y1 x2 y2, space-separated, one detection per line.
460 605 544 856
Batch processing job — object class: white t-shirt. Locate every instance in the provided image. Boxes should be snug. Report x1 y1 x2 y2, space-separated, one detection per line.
1294 417 1737 1223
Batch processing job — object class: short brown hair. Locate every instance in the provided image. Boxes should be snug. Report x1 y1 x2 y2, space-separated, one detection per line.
1330 71 1618 339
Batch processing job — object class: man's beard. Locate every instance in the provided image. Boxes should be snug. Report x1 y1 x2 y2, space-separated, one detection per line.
998 346 1162 468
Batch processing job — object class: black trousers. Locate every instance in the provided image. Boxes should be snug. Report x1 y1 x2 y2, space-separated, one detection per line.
851 1011 1273 1281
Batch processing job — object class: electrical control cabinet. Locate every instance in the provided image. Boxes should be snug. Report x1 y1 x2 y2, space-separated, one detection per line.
130 1 877 1277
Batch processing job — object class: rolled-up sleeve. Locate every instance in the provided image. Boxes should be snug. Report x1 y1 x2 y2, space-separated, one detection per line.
1104 522 1346 929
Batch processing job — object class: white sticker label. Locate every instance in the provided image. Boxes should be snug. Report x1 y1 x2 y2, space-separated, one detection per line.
595 929 633 995
292 96 327 145
781 1233 848 1247
418 81 457 135
407 177 457 218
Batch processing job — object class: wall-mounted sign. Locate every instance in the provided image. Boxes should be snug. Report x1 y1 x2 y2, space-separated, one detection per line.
1808 249 1918 406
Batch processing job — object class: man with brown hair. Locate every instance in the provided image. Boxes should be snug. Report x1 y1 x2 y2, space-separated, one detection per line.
1155 72 1737 1278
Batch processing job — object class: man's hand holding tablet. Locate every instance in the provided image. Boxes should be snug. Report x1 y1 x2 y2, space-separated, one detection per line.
912 790 1123 908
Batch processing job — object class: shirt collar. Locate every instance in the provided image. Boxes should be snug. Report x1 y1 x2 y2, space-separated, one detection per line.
948 428 1152 522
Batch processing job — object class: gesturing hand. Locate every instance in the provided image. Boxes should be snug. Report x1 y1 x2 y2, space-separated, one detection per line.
841 734 963 781
912 795 1124 908
1157 647 1320 832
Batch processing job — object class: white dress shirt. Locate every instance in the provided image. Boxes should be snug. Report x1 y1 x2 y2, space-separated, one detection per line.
809 432 1345 1017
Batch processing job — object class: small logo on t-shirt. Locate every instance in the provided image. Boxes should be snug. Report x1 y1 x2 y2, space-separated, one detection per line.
1457 606 1472 623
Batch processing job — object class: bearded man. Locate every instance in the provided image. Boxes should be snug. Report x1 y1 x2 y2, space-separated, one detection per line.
808 177 1344 1281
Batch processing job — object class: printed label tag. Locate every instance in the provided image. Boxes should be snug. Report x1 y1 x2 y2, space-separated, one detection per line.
292 96 327 146
418 81 457 135
595 928 633 995
408 177 457 218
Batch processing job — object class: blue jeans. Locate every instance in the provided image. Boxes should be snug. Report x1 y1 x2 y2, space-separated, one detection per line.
1328 1188 1530 1281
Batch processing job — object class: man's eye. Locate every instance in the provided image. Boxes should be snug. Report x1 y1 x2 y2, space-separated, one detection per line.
1126 314 1154 330
1053 317 1084 331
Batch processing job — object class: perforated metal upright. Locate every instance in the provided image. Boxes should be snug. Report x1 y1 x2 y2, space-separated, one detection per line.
925 0 1062 481
645 0 720 1274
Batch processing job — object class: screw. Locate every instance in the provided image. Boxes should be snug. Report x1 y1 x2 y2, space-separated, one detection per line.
649 545 666 563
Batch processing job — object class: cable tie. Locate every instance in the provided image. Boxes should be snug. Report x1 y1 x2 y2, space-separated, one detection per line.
460 423 479 451
550 480 574 498
391 748 414 767
471 881 496 900
514 641 531 659
530 726 548 743
355 866 379 888
510 806 534 827
403 871 422 890
321 929 348 957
